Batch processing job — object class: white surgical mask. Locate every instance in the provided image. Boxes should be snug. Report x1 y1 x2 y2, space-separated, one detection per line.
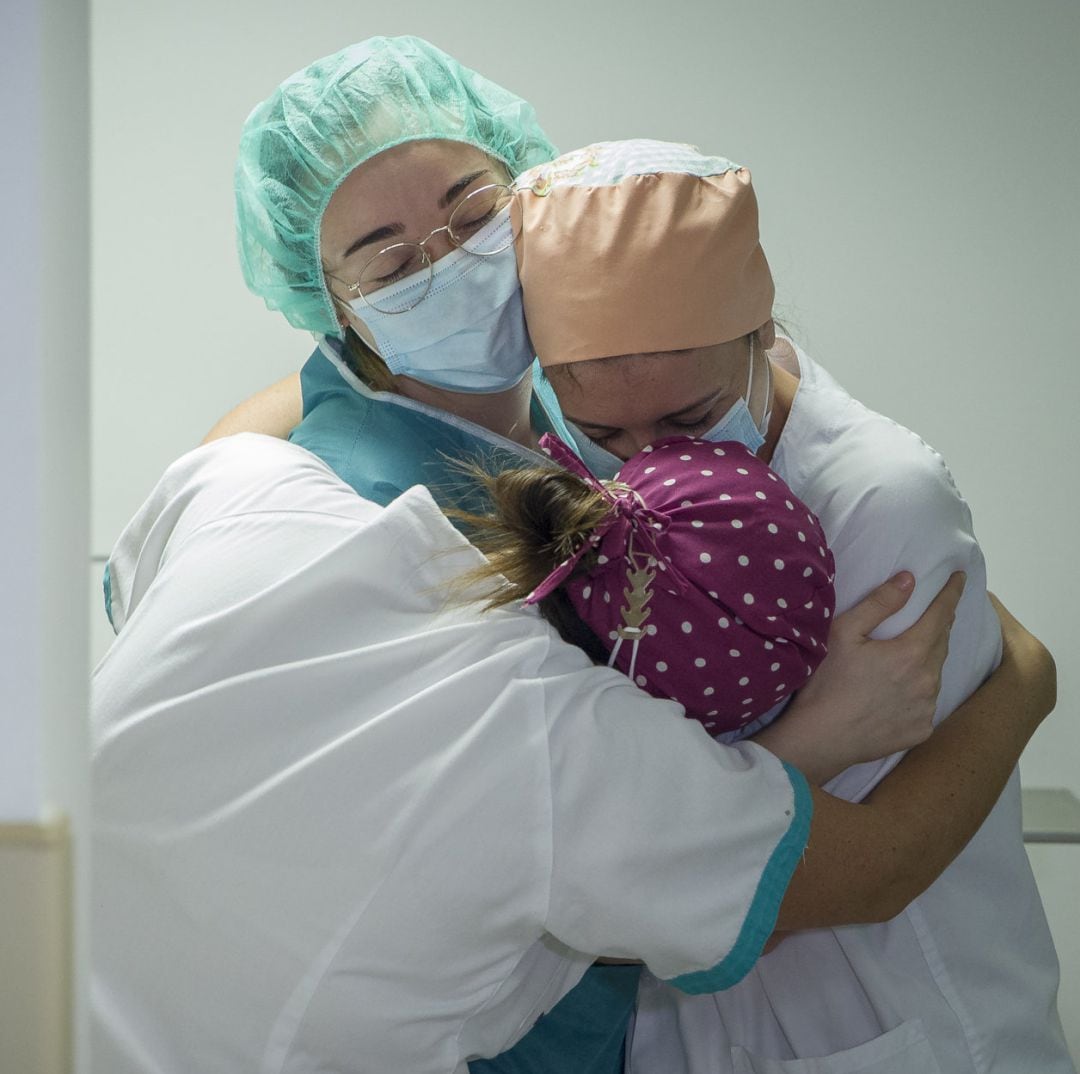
699 335 772 454
347 211 535 394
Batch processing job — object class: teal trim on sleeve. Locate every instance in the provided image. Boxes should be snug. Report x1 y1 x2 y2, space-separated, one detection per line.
102 563 115 631
667 762 812 995
468 963 638 1074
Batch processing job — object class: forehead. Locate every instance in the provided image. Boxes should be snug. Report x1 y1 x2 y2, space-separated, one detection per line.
321 140 499 245
549 343 745 425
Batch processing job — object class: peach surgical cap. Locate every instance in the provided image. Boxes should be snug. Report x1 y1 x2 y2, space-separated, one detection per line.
512 140 775 366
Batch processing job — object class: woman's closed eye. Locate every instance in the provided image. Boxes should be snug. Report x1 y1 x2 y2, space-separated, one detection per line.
665 410 716 433
588 429 621 447
583 407 716 447
368 265 412 287
660 398 732 435
453 205 499 238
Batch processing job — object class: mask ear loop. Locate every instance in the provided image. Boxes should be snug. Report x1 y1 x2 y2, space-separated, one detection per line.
608 530 656 681
744 331 772 438
755 333 774 437
745 331 755 402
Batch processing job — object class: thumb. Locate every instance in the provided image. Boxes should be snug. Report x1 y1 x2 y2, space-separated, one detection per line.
836 572 916 640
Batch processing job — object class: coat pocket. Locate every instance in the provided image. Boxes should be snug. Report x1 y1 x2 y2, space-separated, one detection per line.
730 1019 942 1074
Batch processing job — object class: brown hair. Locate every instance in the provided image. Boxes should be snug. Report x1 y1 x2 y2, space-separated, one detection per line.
450 463 615 663
339 327 397 392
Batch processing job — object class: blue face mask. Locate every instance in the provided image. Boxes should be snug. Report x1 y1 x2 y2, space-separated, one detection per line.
697 334 771 454
347 211 535 395
566 421 624 480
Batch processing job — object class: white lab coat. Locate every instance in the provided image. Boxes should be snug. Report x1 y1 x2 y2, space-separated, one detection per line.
628 345 1073 1073
91 435 810 1074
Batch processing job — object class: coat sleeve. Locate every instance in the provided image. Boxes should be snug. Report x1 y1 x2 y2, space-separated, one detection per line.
810 424 1003 803
536 644 811 992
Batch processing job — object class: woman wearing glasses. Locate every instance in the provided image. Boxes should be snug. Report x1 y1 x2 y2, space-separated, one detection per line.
204 39 1064 1074
226 37 562 514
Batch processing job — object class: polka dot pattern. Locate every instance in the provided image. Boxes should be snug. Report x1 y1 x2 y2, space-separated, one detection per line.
560 436 836 733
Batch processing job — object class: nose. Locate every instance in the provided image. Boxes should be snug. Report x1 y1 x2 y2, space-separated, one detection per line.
617 427 664 460
420 224 456 264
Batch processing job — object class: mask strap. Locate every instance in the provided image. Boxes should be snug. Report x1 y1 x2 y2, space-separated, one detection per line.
758 335 773 437
745 332 773 438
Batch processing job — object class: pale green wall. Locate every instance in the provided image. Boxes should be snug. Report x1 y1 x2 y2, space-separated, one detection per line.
92 0 1080 792
89 3 1079 1065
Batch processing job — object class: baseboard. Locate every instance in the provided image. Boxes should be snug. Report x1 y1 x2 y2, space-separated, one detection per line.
0 816 71 1074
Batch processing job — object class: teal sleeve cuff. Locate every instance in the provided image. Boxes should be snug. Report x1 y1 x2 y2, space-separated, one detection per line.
666 761 812 995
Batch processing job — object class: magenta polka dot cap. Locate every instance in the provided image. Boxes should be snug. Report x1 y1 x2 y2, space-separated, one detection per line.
531 433 836 734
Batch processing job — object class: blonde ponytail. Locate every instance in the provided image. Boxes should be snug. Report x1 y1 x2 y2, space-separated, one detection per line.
452 465 610 603
448 464 614 662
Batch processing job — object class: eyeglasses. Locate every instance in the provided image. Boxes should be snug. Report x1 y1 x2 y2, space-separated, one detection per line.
330 184 517 315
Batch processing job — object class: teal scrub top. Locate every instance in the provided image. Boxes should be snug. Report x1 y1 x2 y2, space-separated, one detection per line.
290 342 577 511
289 341 641 1074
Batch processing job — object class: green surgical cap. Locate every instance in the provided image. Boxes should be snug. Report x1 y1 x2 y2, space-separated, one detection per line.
235 36 558 337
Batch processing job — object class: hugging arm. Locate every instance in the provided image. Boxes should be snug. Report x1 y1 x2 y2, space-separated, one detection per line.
544 583 1053 986
202 373 302 444
773 591 1054 929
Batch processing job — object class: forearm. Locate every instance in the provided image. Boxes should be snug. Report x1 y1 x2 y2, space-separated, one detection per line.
856 628 1049 913
775 620 1054 929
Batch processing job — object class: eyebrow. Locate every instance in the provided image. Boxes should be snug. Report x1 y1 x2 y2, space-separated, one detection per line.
340 169 493 262
342 224 403 261
438 169 491 209
564 387 727 434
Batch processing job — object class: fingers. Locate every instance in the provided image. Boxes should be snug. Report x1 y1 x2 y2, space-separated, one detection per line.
902 571 966 644
928 570 966 619
835 571 917 640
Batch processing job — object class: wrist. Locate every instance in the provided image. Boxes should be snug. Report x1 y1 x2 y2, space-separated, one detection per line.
752 716 845 786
